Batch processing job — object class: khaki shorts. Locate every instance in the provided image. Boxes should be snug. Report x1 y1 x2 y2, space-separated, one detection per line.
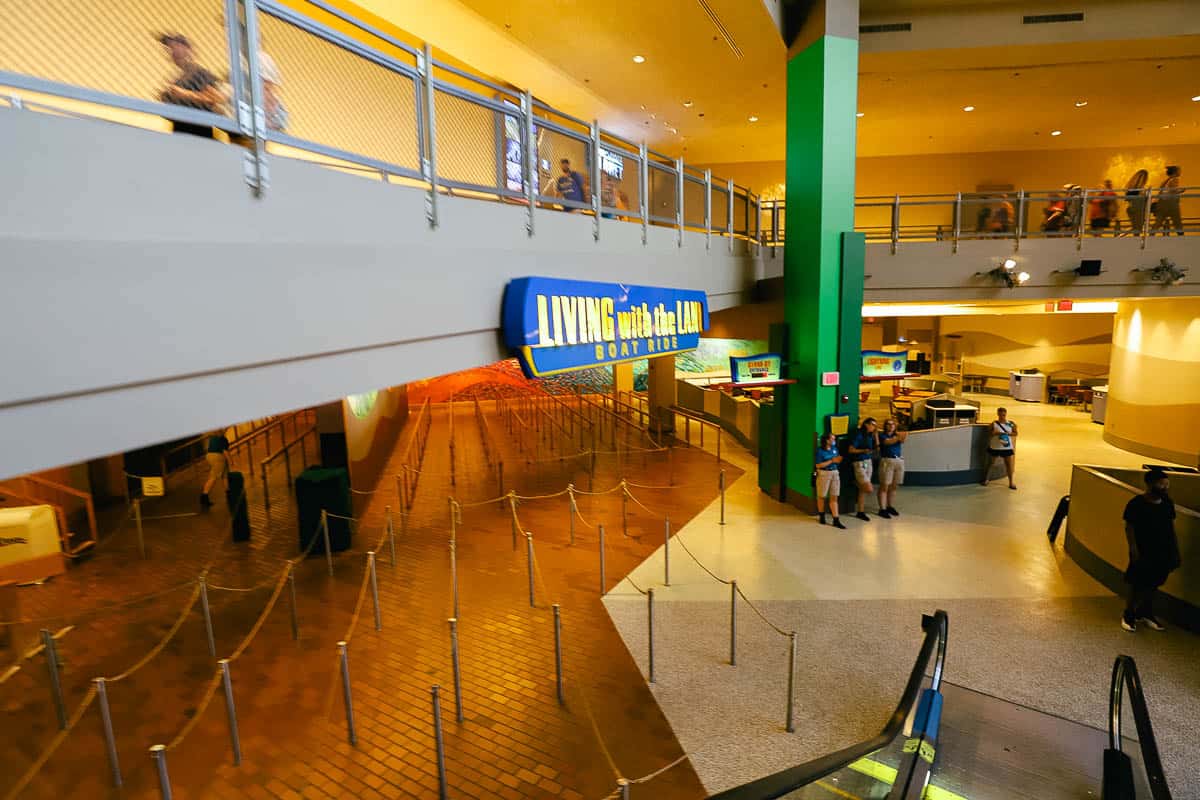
879 457 905 486
206 452 229 481
852 459 874 485
816 469 841 499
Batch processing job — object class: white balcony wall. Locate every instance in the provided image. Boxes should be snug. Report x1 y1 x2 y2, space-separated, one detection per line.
0 109 764 478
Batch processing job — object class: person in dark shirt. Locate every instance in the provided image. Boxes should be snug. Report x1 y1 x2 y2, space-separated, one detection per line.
813 433 845 530
847 418 878 522
1121 469 1182 631
201 429 232 509
157 33 224 138
553 158 587 211
876 418 907 518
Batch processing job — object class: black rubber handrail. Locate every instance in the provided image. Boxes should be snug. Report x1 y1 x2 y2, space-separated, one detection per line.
1104 655 1173 800
711 610 949 800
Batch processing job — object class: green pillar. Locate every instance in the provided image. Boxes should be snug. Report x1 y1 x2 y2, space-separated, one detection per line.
781 0 864 506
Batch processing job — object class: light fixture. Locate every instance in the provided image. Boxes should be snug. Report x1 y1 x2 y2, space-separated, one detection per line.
1051 130 1063 136
1192 95 1200 102
976 262 1030 288
1132 258 1188 285
856 112 865 118
632 55 645 63
748 115 759 122
962 105 975 112
683 100 693 108
1074 100 1088 107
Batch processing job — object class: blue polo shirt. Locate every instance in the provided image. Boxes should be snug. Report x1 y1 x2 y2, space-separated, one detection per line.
880 435 902 458
850 431 875 462
557 171 586 202
815 444 839 470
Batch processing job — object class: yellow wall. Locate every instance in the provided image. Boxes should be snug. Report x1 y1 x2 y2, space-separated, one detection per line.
938 312 1112 385
1106 299 1200 466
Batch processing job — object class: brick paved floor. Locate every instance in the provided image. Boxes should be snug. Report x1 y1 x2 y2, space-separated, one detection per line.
2 397 742 799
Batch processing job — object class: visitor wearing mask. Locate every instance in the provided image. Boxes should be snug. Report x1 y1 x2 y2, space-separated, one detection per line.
1121 469 1182 632
847 418 878 522
814 433 846 530
877 419 907 518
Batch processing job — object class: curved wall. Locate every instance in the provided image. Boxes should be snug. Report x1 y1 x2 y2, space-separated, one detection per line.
1105 299 1200 466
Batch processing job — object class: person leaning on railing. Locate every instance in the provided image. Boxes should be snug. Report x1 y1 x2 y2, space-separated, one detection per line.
156 33 224 139
1152 166 1184 236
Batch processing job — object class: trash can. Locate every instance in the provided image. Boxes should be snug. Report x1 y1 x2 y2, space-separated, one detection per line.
295 467 352 555
226 471 251 542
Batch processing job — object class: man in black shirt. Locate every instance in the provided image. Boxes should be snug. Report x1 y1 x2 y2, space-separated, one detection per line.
157 33 223 138
1121 469 1182 631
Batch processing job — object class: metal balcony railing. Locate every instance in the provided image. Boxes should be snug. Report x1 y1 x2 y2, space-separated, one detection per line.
0 0 761 249
762 188 1199 254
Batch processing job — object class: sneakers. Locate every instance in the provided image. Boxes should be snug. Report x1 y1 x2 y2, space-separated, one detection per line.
1139 616 1166 631
832 518 847 530
855 512 871 522
818 513 827 525
878 509 893 519
886 507 900 517
1121 616 1137 632
200 493 213 509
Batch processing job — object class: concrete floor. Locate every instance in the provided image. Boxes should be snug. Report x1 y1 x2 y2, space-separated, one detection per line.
605 397 1200 796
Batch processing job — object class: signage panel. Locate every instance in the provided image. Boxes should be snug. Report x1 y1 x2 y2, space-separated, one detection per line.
502 277 709 378
862 350 909 378
730 353 782 384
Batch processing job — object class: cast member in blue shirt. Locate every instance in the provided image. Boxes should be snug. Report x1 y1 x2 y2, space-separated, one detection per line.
814 433 846 530
847 418 878 522
877 418 908 518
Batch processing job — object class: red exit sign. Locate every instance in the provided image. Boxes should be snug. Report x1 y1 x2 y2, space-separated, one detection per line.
1045 300 1075 312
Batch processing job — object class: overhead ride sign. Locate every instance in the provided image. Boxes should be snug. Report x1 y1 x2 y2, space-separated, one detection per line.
502 277 709 378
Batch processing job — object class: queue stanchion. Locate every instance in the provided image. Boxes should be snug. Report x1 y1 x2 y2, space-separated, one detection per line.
41 628 67 729
598 524 607 594
431 685 449 800
338 641 357 745
449 619 464 723
149 745 173 800
94 678 122 787
219 659 242 765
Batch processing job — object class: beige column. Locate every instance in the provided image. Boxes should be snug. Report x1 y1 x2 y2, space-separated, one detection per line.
646 354 676 434
612 362 633 407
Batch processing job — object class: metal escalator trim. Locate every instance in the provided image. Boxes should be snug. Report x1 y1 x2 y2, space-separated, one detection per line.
814 780 867 800
710 611 949 800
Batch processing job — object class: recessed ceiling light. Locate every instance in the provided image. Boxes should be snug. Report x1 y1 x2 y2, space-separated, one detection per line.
1003 258 1017 270
1074 100 1088 107
856 112 865 118
748 115 759 122
962 105 975 112
1193 95 1200 102
632 55 645 63
683 100 693 108
1051 130 1062 136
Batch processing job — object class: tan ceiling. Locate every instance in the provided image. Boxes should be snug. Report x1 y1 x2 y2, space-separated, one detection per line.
453 0 787 160
371 1 1200 164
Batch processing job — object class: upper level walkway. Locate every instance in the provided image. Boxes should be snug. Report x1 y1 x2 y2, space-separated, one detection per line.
2 0 1199 477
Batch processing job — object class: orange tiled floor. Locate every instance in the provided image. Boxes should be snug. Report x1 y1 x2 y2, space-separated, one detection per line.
2 399 739 799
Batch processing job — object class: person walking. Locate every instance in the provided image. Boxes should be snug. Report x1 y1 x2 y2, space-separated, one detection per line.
877 419 907 518
546 158 587 211
1088 179 1117 236
982 407 1017 490
1152 166 1184 236
847 418 878 522
157 33 224 138
1121 468 1182 631
814 433 846 530
1125 169 1150 235
200 428 232 508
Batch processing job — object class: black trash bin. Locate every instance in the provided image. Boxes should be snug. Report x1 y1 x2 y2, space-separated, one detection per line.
226 470 251 542
296 467 352 555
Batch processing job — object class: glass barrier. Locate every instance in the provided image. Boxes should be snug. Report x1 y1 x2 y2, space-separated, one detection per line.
0 0 763 245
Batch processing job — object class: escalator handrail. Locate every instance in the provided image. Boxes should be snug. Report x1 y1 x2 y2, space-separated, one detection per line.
1108 654 1173 800
711 610 949 800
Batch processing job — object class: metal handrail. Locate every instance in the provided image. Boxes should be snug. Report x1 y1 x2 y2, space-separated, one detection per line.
1 0 765 248
711 610 949 800
1105 655 1173 800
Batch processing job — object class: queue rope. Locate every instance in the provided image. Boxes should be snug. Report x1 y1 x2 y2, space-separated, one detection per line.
105 583 203 683
1 685 99 800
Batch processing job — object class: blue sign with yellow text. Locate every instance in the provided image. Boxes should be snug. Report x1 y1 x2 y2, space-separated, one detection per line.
502 277 709 378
